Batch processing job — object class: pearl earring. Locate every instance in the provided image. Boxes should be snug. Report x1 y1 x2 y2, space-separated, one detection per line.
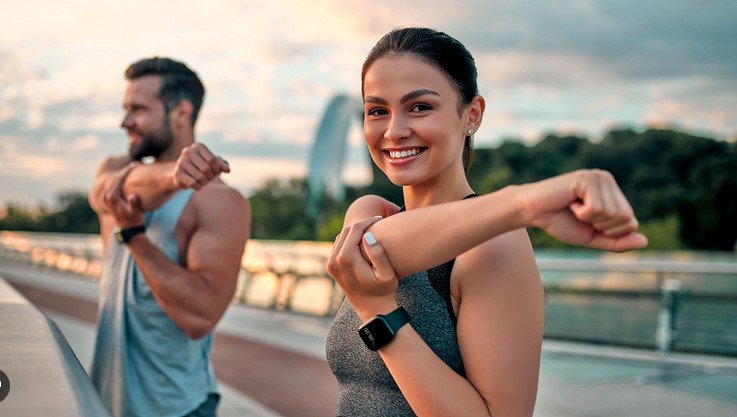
467 128 473 135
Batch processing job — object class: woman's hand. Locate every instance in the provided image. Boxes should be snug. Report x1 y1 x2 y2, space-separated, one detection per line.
327 216 400 321
517 169 648 252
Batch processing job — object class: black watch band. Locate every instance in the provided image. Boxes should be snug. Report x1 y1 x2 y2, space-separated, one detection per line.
114 225 146 244
358 306 411 351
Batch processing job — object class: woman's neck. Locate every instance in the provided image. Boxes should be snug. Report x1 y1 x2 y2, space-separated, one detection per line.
402 165 474 210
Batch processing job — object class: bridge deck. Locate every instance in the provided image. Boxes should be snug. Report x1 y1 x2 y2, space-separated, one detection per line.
2 263 737 417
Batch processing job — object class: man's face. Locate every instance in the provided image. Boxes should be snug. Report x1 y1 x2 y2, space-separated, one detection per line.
120 75 174 161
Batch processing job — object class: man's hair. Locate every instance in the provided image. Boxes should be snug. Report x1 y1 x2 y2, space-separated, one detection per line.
125 57 205 125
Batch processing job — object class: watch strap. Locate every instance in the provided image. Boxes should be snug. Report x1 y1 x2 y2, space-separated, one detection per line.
383 306 410 333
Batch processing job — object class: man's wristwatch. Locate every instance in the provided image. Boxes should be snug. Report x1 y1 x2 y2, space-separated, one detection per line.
113 225 146 244
358 306 410 351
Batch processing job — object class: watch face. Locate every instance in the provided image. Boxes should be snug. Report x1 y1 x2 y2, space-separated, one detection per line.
113 228 125 244
359 317 394 351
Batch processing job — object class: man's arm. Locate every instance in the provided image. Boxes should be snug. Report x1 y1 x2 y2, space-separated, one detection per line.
89 155 134 215
91 144 230 218
104 175 251 339
132 186 250 339
122 143 231 211
88 155 174 216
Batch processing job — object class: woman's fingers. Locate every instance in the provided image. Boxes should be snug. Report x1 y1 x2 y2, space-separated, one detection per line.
362 232 398 284
537 170 649 252
570 172 614 224
586 232 649 252
337 216 383 265
343 217 383 249
327 216 382 279
327 227 350 278
569 170 641 236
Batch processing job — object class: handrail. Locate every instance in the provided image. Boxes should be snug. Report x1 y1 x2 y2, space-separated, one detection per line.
3 231 737 276
0 276 113 417
536 258 737 274
2 230 736 356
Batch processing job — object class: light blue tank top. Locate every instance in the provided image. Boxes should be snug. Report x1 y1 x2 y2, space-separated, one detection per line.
91 190 218 417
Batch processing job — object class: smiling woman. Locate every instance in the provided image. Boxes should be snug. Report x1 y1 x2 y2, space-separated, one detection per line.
325 27 647 417
362 54 482 191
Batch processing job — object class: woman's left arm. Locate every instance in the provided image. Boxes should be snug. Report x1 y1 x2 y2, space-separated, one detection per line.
454 228 543 416
331 220 543 416
377 229 542 417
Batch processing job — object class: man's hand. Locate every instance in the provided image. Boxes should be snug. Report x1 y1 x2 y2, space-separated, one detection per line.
104 163 145 228
171 143 230 190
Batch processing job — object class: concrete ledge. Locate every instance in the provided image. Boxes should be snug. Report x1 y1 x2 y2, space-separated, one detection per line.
0 275 112 417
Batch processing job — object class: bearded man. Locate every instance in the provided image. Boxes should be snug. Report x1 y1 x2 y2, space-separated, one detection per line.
88 57 250 417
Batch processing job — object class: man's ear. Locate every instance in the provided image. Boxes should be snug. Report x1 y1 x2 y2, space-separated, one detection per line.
172 100 194 128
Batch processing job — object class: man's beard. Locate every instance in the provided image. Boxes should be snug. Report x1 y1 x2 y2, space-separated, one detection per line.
128 120 174 161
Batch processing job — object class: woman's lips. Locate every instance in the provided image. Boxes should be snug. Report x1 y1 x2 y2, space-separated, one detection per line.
383 147 427 166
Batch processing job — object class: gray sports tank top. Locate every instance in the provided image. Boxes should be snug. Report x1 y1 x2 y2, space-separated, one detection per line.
326 262 464 416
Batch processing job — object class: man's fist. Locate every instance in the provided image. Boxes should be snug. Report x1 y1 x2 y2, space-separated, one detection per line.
171 143 230 190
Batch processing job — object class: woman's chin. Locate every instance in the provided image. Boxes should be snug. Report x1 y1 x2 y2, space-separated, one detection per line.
386 172 421 187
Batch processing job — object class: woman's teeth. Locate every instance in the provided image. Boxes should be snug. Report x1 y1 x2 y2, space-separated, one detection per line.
388 148 421 159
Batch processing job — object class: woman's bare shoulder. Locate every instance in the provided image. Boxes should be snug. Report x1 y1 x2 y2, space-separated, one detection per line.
453 228 539 294
344 195 401 226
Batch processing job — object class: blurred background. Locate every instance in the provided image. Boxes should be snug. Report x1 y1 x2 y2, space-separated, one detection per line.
1 1 736 416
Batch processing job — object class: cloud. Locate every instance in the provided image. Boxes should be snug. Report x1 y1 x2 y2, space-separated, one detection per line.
1 0 735 206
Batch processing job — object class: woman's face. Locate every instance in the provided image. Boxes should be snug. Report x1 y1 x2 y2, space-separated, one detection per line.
362 55 469 187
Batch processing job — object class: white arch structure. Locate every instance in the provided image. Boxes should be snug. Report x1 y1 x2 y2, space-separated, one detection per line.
307 94 365 202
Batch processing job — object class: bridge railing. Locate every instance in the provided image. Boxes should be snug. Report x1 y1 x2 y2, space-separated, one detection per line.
1 231 736 356
0 275 113 416
538 258 737 356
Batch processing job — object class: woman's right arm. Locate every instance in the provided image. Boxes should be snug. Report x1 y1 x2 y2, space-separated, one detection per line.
344 169 647 279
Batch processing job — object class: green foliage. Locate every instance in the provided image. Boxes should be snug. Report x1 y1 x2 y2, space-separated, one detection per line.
465 128 736 250
0 192 98 234
677 153 737 250
317 212 344 242
637 216 683 250
0 205 45 231
249 178 316 240
2 128 735 250
249 178 349 241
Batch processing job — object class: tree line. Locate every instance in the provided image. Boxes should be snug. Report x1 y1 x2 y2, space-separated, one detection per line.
2 128 735 251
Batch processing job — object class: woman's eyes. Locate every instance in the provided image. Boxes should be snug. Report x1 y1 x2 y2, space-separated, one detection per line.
410 103 433 113
366 107 388 117
366 103 433 117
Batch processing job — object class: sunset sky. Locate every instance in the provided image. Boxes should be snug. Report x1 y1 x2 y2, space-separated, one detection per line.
2 0 736 206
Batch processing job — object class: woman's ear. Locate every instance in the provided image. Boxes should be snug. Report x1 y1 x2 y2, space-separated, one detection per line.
466 95 486 134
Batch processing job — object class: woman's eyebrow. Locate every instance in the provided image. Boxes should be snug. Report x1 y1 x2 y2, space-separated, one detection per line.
364 96 387 105
364 89 440 105
401 89 439 103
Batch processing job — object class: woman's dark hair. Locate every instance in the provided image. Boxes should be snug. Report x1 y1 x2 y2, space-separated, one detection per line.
125 57 205 126
362 27 478 172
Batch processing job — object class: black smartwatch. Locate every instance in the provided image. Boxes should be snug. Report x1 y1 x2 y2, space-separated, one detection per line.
358 306 410 351
114 225 146 244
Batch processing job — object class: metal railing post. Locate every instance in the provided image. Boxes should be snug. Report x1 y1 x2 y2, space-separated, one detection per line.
655 276 682 358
